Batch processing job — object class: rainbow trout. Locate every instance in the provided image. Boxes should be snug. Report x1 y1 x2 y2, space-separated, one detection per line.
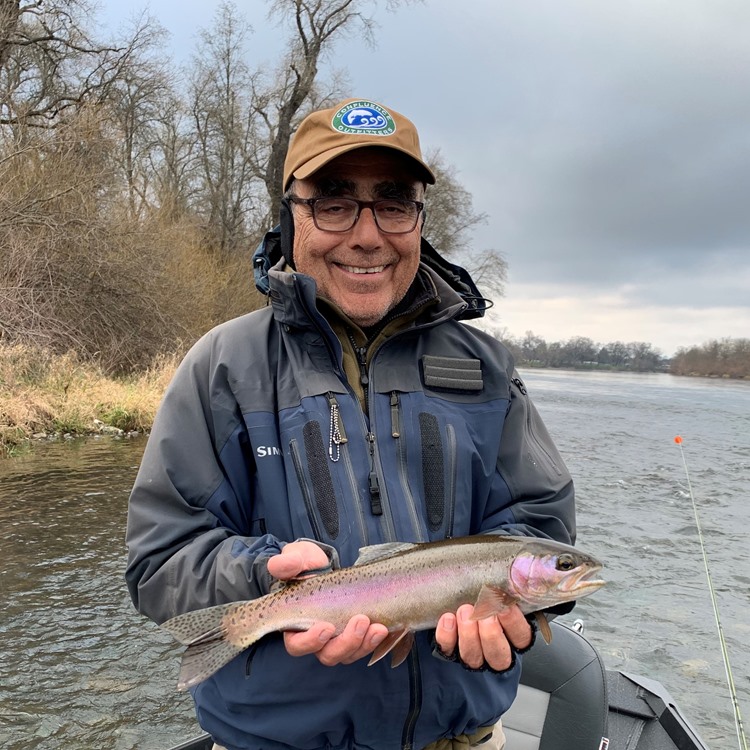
162 535 604 690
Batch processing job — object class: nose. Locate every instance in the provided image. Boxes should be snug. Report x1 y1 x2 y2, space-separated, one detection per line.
349 205 382 248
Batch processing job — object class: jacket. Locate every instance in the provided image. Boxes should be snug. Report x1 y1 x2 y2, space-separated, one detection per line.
125 233 576 750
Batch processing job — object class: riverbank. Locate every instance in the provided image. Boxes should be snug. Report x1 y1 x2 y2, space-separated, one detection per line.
0 344 178 457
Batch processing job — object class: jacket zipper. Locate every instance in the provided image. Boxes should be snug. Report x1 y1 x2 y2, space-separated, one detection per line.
353 341 370 414
445 424 457 538
512 376 561 476
390 390 428 542
367 432 383 515
390 391 401 437
348 333 396 529
289 439 323 540
400 646 422 750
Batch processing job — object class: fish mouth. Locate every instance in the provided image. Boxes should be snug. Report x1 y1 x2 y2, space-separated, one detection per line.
561 564 605 594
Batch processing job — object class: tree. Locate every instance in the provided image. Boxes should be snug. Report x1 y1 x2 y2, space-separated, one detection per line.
181 0 406 252
1 0 511 372
559 337 597 367
600 341 630 367
628 342 662 371
0 110 187 370
422 148 507 299
521 331 547 363
0 0 152 130
106 26 174 220
670 338 750 379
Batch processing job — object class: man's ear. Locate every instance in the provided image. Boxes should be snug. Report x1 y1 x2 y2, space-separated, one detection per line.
280 198 295 268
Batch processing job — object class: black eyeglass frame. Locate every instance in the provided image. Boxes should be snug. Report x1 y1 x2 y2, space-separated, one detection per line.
287 195 425 235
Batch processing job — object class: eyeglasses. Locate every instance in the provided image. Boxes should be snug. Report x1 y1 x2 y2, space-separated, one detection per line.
288 196 424 234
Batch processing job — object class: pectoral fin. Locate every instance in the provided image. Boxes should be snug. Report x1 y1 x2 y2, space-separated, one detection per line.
367 629 415 668
471 584 518 620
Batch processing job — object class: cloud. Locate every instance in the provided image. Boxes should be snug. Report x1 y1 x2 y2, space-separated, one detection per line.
443 1 750 285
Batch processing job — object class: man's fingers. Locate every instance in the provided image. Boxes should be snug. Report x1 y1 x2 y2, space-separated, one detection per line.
315 616 387 667
282 621 336 657
456 605 484 668
496 606 533 650
477 616 513 671
435 612 458 655
283 616 389 666
453 603 531 671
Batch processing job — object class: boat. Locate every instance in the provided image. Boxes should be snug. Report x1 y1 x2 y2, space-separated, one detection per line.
167 619 710 750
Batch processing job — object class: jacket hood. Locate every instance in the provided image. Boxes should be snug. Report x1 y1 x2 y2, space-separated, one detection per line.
252 227 489 321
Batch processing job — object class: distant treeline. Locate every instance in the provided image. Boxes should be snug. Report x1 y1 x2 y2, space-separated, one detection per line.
669 338 750 379
498 332 666 372
495 332 750 379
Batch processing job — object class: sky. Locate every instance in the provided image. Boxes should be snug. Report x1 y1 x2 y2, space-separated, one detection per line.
98 0 750 357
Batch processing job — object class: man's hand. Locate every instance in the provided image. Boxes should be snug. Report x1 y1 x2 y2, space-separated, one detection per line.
266 539 330 581
434 603 532 671
266 540 389 666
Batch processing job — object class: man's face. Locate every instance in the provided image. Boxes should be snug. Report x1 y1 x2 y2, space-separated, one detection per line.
290 149 424 329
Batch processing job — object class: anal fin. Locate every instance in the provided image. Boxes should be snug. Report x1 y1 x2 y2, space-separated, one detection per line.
367 629 415 668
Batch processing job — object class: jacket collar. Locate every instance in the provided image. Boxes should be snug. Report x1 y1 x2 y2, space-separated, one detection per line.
265 255 474 335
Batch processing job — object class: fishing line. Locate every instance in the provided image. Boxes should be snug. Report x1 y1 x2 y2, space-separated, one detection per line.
674 436 748 750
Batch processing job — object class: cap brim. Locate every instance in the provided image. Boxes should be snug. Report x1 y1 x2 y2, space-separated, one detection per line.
291 143 436 186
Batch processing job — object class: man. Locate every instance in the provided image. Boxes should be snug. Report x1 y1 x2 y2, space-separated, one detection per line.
126 98 575 750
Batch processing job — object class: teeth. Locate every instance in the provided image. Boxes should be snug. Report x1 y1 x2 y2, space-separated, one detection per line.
341 265 386 274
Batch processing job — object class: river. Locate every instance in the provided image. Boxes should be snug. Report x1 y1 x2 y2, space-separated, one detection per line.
0 370 748 749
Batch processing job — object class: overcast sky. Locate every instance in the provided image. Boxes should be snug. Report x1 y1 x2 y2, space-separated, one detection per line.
100 0 750 356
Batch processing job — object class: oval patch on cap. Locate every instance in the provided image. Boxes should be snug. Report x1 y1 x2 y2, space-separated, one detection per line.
331 100 396 136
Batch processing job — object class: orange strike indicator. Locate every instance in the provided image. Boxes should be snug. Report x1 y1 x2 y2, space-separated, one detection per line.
674 435 683 444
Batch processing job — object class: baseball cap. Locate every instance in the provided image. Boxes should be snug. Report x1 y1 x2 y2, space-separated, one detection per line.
283 98 436 189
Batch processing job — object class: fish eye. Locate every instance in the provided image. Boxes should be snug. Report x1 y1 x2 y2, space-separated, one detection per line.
556 553 577 571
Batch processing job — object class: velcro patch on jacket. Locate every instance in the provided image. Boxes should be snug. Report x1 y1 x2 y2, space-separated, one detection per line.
422 356 484 391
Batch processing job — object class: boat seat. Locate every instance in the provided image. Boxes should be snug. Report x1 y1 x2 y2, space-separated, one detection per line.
502 620 609 750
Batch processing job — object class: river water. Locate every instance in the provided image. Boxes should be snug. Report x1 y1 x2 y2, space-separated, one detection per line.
0 370 748 750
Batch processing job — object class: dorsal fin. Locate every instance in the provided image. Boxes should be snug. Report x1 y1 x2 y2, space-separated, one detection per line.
354 542 419 566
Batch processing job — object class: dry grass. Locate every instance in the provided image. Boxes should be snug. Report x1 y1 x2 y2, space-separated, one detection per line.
0 344 178 456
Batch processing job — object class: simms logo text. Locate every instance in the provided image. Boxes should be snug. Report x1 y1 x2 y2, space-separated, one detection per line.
256 446 281 458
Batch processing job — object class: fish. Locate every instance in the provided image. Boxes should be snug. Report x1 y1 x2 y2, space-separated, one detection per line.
161 534 604 691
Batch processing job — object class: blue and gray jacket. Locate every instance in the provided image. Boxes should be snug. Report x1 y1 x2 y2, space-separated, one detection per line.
125 232 576 750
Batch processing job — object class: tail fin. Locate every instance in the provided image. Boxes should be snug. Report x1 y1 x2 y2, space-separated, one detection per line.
161 602 247 691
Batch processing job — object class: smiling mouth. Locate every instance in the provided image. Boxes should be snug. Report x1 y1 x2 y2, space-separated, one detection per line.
338 264 388 275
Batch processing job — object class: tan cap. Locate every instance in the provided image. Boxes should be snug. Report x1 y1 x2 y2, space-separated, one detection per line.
283 98 436 190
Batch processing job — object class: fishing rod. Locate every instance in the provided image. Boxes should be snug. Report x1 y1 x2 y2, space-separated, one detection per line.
674 435 748 750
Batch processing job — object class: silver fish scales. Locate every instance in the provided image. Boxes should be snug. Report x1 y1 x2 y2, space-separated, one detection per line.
161 534 604 690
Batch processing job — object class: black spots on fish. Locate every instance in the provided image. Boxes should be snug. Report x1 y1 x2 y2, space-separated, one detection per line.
556 553 576 571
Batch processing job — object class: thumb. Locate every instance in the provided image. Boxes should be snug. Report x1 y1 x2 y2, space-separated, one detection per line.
267 541 329 580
